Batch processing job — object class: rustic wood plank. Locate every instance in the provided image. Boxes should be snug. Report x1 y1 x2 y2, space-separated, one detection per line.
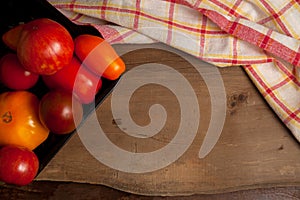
36 43 300 196
1 181 300 200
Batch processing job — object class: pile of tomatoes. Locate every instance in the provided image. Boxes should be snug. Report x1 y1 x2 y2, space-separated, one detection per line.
0 18 125 186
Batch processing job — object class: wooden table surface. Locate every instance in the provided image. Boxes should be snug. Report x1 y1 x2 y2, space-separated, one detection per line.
1 43 300 199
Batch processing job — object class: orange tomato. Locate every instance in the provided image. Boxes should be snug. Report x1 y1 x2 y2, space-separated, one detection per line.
0 91 49 150
2 24 24 51
74 34 126 80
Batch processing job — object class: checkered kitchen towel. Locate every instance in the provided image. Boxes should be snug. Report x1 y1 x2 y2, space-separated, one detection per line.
47 0 300 142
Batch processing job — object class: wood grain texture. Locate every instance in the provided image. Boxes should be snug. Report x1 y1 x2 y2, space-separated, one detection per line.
36 43 300 196
1 181 300 200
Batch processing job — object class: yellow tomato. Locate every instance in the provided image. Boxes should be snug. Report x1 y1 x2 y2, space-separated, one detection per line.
0 91 49 150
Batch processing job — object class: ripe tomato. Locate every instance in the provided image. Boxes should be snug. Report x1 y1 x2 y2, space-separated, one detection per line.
2 24 24 51
42 56 102 104
17 18 74 75
0 145 39 186
74 34 126 80
39 90 83 134
0 91 49 150
0 53 39 90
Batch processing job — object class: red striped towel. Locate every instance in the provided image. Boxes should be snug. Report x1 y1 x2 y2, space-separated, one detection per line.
48 0 300 142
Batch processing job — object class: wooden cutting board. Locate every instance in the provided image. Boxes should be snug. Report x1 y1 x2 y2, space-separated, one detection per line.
36 43 300 196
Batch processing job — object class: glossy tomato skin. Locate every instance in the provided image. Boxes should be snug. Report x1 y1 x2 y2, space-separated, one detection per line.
0 53 39 90
17 18 74 75
39 90 83 134
42 56 102 104
74 34 125 80
0 145 39 186
0 91 49 150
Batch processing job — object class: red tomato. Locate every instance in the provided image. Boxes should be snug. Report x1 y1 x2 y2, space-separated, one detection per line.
17 18 74 75
74 34 125 80
0 145 39 186
39 90 83 134
0 53 39 90
42 56 102 104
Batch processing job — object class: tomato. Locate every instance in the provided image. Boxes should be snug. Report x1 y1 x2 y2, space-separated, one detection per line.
17 18 74 75
0 91 49 150
39 90 83 134
42 56 102 104
0 53 39 90
0 145 39 186
2 24 24 51
74 34 126 80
